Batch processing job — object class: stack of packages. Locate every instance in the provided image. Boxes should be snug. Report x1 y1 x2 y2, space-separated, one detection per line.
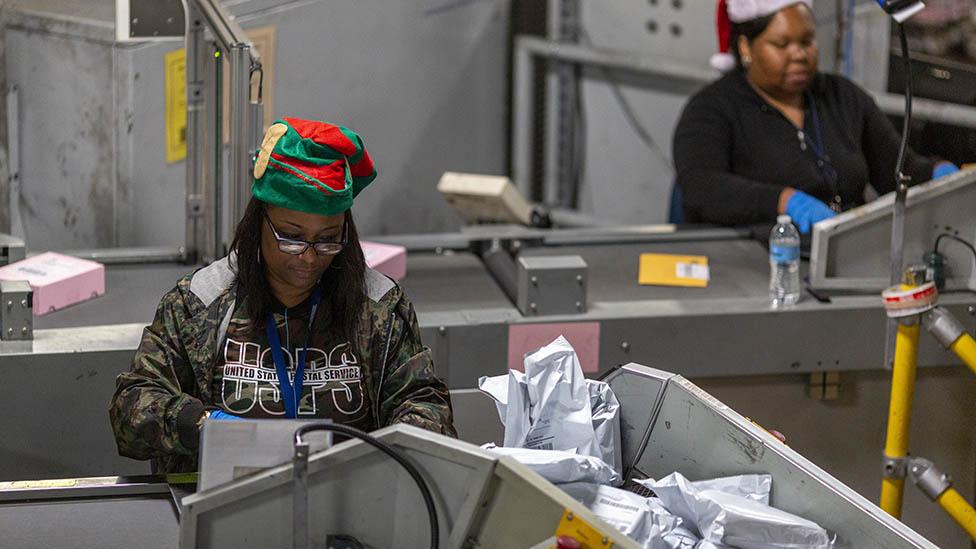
479 337 834 549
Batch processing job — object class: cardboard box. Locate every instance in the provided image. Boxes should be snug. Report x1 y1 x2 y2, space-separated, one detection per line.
362 241 407 281
0 252 105 315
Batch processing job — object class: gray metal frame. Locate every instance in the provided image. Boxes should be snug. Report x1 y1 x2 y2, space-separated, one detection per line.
4 87 24 240
179 426 495 548
0 233 25 265
184 0 263 262
0 279 32 341
810 168 976 291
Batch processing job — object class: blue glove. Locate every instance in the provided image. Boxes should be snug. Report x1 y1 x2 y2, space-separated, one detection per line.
209 410 243 420
933 161 959 179
785 191 836 234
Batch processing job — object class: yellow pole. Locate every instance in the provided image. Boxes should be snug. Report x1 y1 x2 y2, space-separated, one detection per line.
880 320 920 518
936 488 976 541
950 333 976 377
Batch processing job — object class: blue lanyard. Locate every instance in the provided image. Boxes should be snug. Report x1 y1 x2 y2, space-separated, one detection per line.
804 91 842 211
265 285 322 418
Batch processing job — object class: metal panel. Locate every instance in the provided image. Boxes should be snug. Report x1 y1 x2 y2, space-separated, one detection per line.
262 0 510 236
450 388 504 444
0 326 148 481
602 363 670 477
181 426 500 549
126 0 186 40
5 21 117 250
0 495 179 549
0 233 25 264
0 279 32 340
516 255 587 316
810 170 976 291
118 41 188 248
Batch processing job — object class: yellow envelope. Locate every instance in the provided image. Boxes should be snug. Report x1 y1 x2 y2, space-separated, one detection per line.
639 253 710 287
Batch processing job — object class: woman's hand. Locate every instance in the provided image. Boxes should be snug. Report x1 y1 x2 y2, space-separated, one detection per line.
782 190 835 234
196 409 244 430
208 410 243 420
933 161 959 179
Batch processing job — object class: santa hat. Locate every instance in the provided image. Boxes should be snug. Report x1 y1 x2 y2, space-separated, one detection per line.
710 0 814 72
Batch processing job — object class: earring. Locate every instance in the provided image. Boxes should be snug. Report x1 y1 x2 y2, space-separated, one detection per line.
743 55 752 65
257 247 262 264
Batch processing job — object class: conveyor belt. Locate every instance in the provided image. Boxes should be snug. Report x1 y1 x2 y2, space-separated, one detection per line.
523 239 777 302
32 251 512 329
398 252 512 313
33 263 194 330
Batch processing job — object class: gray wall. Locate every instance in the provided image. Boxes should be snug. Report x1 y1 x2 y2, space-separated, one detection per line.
3 0 510 251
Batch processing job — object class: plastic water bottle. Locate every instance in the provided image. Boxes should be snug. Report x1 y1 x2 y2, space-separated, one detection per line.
769 215 801 306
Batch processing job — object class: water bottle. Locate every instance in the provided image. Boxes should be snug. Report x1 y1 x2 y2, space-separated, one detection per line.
769 215 801 306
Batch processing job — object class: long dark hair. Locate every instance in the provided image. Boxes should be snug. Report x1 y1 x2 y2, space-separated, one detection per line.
229 197 367 342
731 14 775 70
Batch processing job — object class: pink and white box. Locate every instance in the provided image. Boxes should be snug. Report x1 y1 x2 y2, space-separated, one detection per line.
0 252 105 315
362 241 407 281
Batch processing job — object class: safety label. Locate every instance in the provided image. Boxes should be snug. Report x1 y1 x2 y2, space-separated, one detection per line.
164 48 187 163
553 508 612 548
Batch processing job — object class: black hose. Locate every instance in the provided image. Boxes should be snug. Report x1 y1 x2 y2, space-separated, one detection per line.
294 423 439 549
935 233 976 263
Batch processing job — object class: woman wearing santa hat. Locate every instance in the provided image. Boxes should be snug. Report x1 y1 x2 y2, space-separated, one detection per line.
672 0 956 234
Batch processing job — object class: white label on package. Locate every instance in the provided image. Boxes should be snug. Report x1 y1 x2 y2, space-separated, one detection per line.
525 418 556 450
675 262 710 281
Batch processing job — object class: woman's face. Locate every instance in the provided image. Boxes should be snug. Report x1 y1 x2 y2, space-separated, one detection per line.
740 4 818 98
261 206 346 295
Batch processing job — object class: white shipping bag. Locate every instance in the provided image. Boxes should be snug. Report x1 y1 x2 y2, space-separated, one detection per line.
581 379 623 474
482 444 622 486
560 482 694 549
478 336 622 471
507 336 594 451
640 473 833 549
691 474 772 505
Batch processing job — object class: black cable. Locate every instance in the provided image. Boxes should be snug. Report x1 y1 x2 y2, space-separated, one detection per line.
935 233 976 263
294 423 439 549
579 30 674 173
892 23 912 188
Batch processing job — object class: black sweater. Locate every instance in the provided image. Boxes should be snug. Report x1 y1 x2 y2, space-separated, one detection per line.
673 70 933 225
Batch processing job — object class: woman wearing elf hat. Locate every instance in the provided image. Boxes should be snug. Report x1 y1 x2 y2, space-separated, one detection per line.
672 0 956 234
110 118 456 473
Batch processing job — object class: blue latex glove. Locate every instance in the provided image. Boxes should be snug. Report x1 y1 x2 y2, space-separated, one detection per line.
209 410 243 420
785 191 836 234
933 161 959 179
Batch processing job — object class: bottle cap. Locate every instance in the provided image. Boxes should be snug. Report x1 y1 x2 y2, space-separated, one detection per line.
777 215 792 224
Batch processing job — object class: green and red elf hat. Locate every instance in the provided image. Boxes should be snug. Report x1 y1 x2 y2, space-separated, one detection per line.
252 118 377 216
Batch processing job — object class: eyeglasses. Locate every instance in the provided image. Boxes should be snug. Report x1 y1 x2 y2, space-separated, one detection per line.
265 215 347 256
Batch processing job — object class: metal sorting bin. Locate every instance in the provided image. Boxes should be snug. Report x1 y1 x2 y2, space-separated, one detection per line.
0 363 935 548
605 363 936 549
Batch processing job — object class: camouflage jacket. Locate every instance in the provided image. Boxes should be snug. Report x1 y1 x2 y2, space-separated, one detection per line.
109 258 456 473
